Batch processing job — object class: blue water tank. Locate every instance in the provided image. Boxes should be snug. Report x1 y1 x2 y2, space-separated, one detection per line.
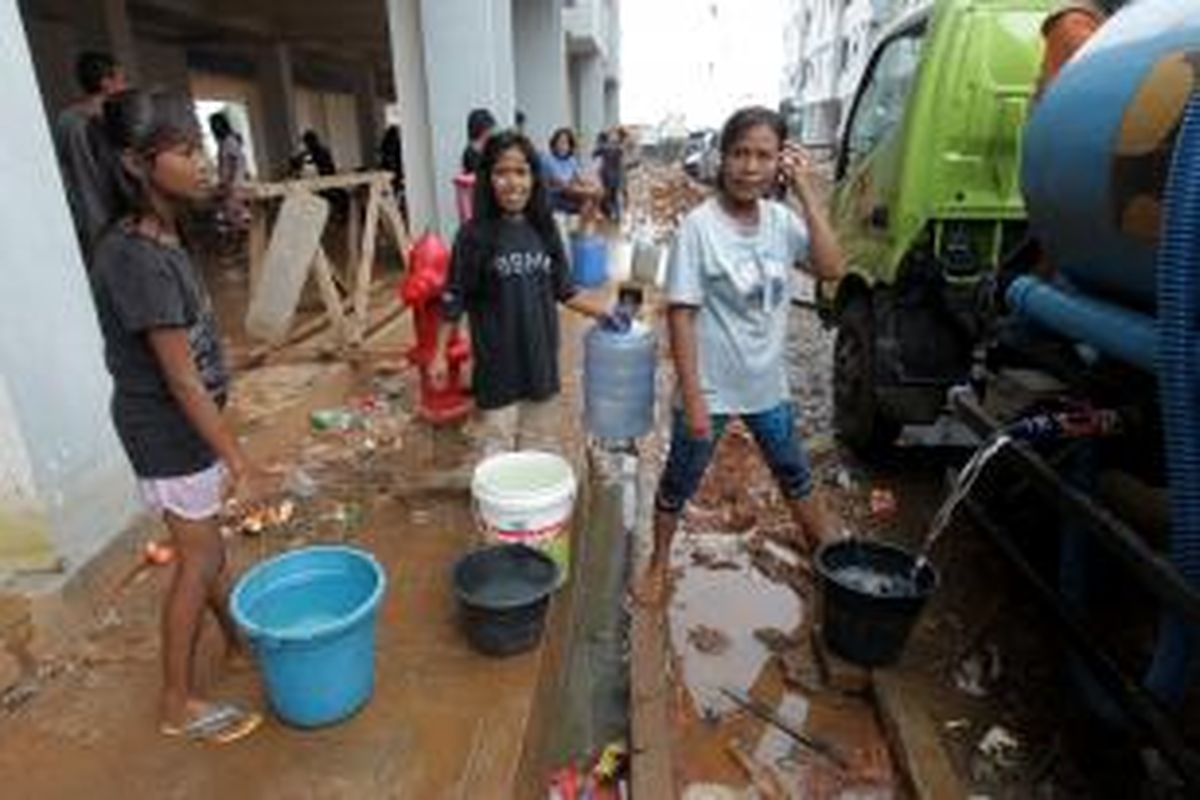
1021 0 1200 313
583 320 657 439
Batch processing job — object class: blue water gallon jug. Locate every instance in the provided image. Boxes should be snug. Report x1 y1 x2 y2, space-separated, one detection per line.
584 320 657 439
571 234 609 288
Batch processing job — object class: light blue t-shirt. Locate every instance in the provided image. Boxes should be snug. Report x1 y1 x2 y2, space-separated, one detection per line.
666 198 811 414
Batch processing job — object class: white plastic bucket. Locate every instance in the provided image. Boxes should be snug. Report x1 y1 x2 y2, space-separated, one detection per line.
471 451 577 585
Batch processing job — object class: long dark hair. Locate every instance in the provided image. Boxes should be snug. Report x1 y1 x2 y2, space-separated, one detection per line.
467 129 565 264
103 89 201 220
716 105 787 196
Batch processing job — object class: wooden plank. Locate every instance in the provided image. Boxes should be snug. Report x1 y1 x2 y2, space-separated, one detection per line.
245 170 392 199
873 669 967 800
247 204 268 297
379 187 412 261
311 247 350 349
352 181 382 344
244 191 329 343
631 609 675 798
345 190 361 283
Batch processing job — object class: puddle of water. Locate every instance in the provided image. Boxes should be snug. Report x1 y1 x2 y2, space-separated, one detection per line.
669 534 803 717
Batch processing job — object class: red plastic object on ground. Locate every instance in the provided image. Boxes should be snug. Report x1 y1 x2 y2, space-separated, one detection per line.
453 173 476 223
398 231 472 424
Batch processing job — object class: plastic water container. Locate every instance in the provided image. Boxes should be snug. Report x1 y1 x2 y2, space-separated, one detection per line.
472 451 577 585
231 546 386 727
631 237 664 286
571 233 608 288
584 320 657 439
453 544 560 656
814 539 937 667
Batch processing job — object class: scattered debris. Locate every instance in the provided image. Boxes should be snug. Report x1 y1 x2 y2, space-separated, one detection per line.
236 499 296 535
971 724 1023 784
869 487 898 521
690 548 740 571
679 784 747 800
143 540 175 565
726 738 786 799
953 642 1002 698
753 627 799 654
687 625 732 656
720 687 848 769
283 467 320 499
746 535 812 588
833 467 856 491
944 718 972 732
310 408 363 432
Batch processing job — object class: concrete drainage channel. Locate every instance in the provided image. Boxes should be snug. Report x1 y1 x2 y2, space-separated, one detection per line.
517 443 639 796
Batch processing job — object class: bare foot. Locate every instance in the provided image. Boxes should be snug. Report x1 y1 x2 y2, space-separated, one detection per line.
631 563 671 608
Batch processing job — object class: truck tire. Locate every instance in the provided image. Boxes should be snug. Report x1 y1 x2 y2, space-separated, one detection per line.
834 293 901 454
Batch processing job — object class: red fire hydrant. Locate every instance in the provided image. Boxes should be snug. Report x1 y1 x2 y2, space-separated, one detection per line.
398 231 472 424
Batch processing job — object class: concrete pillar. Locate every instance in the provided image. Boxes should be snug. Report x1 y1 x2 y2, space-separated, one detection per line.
357 62 385 170
258 43 298 178
603 79 619 128
387 0 516 236
577 52 605 151
1 4 137 573
101 0 138 83
513 0 568 151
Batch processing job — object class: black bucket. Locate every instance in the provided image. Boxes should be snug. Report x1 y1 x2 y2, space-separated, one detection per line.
815 539 938 667
452 544 560 657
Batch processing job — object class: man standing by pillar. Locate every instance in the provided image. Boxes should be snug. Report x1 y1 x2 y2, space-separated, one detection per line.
54 51 127 260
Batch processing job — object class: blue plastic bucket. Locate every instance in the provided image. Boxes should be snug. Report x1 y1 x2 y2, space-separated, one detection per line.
571 234 608 288
231 546 386 728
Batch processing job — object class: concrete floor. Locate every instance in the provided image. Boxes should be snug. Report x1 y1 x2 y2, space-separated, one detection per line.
0 297 598 798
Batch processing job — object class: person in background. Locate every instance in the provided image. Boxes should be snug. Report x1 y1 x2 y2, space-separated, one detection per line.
54 51 127 260
379 125 404 196
592 129 625 222
514 109 527 135
461 108 497 175
293 129 337 177
542 127 586 215
1037 0 1106 95
207 112 250 248
93 89 265 742
379 124 406 217
635 106 847 606
432 130 628 456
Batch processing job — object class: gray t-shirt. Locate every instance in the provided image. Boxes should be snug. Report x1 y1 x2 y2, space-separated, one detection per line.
54 105 120 257
666 198 810 414
90 226 229 478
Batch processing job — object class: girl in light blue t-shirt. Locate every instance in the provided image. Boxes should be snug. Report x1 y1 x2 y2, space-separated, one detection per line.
636 106 847 607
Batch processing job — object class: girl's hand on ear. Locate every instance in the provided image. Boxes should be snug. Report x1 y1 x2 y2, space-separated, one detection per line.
780 142 818 203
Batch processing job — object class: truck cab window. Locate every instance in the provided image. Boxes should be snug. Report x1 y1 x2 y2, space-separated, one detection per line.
842 28 925 173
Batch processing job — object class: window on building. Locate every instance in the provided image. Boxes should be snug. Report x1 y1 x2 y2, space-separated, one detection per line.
838 37 850 73
842 24 926 172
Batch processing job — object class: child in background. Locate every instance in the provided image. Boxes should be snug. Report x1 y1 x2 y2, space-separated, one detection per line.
92 89 263 742
433 130 627 456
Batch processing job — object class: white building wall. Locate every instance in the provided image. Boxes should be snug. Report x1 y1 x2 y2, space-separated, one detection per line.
388 0 516 236
514 0 570 149
782 0 894 145
2 2 138 573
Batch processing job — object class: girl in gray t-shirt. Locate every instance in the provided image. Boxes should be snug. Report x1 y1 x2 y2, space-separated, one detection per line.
635 106 848 607
91 89 262 743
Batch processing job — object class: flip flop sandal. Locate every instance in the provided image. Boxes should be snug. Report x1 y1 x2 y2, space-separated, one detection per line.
161 702 263 744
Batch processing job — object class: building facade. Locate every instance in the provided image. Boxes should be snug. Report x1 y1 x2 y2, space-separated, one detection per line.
782 0 920 145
